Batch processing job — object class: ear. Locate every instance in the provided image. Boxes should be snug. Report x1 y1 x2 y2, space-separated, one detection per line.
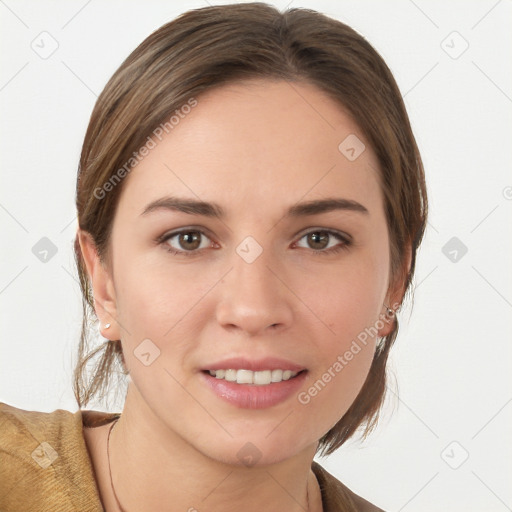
378 242 412 338
77 228 121 341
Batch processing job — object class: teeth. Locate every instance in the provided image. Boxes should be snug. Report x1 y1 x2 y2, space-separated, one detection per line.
271 369 283 382
225 369 237 382
207 368 299 385
254 370 271 385
236 369 253 384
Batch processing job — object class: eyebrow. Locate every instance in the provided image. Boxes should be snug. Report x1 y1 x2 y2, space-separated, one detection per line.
140 196 369 219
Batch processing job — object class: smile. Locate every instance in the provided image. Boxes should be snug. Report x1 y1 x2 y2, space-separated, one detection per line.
206 368 300 385
201 369 307 409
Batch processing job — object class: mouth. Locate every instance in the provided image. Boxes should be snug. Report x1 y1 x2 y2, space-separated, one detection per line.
199 358 308 409
201 368 306 385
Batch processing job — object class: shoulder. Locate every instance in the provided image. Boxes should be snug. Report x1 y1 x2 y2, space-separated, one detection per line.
0 401 105 511
312 461 387 512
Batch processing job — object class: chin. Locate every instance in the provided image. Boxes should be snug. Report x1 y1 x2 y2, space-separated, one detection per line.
195 429 315 468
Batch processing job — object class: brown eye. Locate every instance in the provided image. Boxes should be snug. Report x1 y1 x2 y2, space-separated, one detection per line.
177 231 202 250
162 230 212 254
295 230 351 255
307 232 329 250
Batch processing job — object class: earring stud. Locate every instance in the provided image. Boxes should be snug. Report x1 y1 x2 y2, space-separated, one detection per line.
105 323 111 329
383 304 394 317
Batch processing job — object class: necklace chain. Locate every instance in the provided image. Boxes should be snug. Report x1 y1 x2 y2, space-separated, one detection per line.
106 418 312 512
107 418 127 512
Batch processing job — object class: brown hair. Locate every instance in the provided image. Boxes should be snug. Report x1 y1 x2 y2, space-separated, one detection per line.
73 2 427 456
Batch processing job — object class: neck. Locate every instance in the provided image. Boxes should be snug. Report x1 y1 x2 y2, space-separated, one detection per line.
107 384 322 512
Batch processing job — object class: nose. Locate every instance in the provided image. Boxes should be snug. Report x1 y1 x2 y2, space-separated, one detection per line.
215 247 294 337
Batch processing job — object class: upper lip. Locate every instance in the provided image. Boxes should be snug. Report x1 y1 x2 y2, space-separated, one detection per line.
201 357 306 372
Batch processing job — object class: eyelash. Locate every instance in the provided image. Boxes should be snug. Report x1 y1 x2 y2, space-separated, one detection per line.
157 228 352 257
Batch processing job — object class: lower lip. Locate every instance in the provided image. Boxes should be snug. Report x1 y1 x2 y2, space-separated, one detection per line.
201 370 307 409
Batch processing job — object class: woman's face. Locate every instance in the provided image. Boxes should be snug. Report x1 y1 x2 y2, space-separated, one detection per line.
84 79 400 465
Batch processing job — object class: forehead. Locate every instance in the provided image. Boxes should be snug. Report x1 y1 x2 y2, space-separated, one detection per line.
116 79 383 220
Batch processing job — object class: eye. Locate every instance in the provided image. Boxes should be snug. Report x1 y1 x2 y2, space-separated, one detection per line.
294 229 351 255
157 228 351 257
160 229 214 255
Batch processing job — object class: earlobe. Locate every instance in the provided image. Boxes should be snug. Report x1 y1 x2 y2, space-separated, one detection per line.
77 228 120 340
377 304 396 338
377 242 413 338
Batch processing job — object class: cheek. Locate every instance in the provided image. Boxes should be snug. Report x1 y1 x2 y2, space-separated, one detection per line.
114 254 219 378
298 296 379 434
114 249 200 332
294 248 387 426
304 249 388 340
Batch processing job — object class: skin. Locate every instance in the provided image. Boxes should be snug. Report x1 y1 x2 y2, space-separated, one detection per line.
79 79 410 512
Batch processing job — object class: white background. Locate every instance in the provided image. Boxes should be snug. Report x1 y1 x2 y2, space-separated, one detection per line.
0 1 511 511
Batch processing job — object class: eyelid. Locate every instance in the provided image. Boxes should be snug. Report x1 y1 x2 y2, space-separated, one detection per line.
294 226 352 243
157 227 217 251
291 229 352 255
157 226 215 243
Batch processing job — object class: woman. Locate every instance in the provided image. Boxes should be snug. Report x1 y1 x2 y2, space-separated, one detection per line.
0 3 427 511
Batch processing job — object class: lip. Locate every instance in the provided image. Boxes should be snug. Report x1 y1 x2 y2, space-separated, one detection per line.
201 369 307 409
201 357 305 372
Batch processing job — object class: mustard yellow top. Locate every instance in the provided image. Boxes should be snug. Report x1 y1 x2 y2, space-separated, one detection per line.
0 401 384 511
